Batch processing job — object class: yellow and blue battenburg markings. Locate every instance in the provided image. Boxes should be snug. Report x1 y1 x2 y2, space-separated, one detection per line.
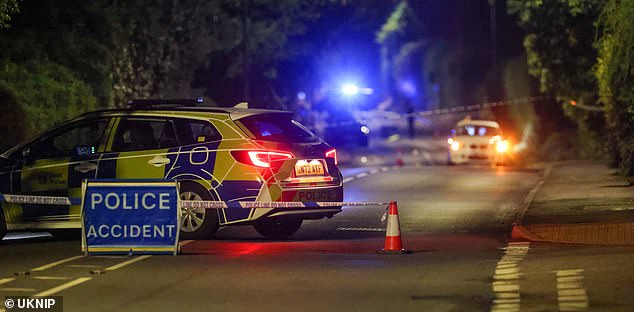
80 180 180 255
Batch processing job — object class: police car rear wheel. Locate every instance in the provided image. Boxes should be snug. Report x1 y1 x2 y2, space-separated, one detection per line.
253 218 303 239
179 183 219 240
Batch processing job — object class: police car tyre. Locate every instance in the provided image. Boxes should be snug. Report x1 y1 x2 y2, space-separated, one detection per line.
0 208 7 240
253 218 303 239
178 182 219 240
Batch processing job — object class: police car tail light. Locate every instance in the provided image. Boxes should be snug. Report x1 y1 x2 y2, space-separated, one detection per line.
325 148 338 165
231 150 294 168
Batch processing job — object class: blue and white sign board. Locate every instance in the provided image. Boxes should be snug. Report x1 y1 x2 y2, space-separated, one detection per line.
81 180 180 255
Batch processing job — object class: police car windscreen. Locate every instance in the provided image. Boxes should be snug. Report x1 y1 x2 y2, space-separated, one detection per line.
457 125 501 136
239 113 319 143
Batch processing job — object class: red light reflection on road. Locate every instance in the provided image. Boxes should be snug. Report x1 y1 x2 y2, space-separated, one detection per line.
181 240 380 257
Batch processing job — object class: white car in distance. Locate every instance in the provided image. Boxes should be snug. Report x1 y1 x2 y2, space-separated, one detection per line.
447 119 510 166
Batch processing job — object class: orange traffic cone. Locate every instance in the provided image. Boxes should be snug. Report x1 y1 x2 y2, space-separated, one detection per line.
378 201 410 254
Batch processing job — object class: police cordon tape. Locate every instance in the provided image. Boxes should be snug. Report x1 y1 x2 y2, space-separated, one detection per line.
0 193 80 206
180 200 390 209
0 193 389 209
307 96 547 130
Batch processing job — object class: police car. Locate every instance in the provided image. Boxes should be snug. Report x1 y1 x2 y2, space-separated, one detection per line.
447 118 510 165
0 99 343 240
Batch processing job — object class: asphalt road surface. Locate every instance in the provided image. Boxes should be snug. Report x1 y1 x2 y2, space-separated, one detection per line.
1 165 633 311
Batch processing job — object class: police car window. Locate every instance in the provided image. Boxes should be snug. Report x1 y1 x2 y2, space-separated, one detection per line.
29 119 108 158
238 113 318 143
112 118 174 152
173 119 222 145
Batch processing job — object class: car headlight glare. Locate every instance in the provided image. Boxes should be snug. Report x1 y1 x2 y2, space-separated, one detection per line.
496 140 509 153
451 141 460 151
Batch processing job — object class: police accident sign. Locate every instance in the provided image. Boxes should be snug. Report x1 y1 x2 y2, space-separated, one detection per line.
81 180 180 255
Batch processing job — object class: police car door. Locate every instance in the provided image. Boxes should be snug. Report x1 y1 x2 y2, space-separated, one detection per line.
105 117 177 180
17 118 109 225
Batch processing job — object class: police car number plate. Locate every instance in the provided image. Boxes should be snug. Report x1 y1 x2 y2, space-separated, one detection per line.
295 160 325 177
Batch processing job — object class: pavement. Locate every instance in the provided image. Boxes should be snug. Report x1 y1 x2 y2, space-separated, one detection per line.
514 160 634 245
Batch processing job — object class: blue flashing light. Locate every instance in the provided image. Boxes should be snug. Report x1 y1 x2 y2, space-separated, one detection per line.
341 84 359 96
197 97 204 103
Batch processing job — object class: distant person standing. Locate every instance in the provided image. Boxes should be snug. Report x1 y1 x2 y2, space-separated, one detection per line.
406 99 415 139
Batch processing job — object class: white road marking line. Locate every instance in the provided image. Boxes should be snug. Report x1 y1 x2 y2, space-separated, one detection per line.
180 240 195 247
494 274 523 280
0 278 15 286
556 269 588 311
336 227 386 232
494 292 520 299
558 295 589 302
558 276 583 283
493 299 520 304
355 172 369 179
490 243 530 312
560 302 589 310
558 289 587 296
105 255 152 271
496 264 518 269
495 268 519 275
493 284 520 292
32 276 71 280
343 177 355 183
33 277 92 297
0 288 36 292
556 269 584 276
558 282 584 289
30 255 84 272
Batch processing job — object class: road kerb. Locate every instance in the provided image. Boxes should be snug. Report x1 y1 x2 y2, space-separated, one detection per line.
511 223 634 246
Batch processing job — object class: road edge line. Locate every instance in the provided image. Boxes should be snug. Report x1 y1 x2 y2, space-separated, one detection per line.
514 164 553 226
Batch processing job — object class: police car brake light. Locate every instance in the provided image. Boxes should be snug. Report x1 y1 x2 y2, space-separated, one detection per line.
325 148 337 165
231 150 294 168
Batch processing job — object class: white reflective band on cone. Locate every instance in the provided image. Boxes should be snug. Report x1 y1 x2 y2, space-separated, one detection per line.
386 214 401 236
